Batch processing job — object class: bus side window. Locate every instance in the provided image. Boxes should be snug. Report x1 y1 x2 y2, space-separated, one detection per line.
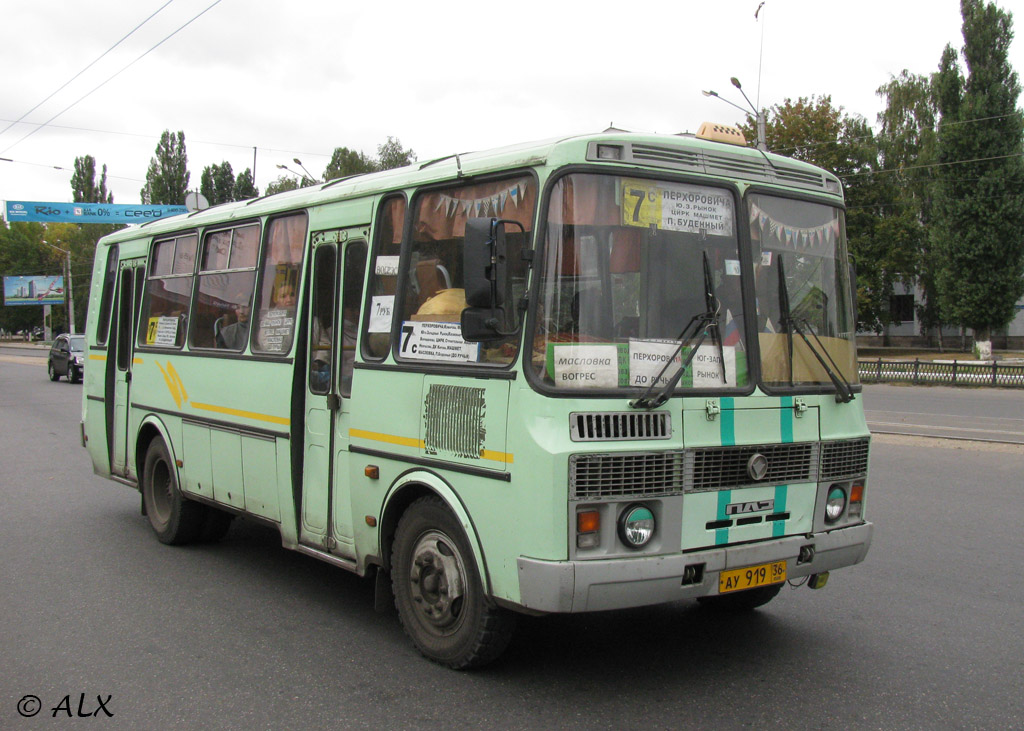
341 242 367 397
95 244 119 346
252 213 306 355
138 235 196 349
363 196 405 360
309 246 338 394
191 224 260 351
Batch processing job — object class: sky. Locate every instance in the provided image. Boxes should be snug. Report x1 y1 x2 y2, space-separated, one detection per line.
1 0 1021 208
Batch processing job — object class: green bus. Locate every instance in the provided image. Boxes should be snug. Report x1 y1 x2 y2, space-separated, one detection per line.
81 124 872 668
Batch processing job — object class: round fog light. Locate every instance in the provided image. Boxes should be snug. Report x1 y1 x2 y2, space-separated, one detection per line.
618 504 655 549
825 486 847 523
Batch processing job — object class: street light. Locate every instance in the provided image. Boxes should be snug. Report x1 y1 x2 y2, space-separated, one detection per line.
293 158 318 183
276 163 313 185
42 241 75 334
702 78 767 152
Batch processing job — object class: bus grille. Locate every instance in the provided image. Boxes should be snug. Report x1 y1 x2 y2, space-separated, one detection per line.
570 411 671 441
820 438 870 480
570 451 685 499
687 442 818 491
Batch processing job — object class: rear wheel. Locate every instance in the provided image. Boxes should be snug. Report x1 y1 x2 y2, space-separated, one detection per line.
392 496 514 669
698 583 782 611
48 362 59 381
141 439 206 545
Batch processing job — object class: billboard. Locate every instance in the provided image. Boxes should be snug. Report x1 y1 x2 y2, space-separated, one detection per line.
5 200 188 224
3 276 66 306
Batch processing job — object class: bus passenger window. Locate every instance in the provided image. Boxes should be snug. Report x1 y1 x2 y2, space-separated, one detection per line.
253 213 306 355
363 196 405 360
341 242 367 397
191 224 260 351
397 176 535 366
138 234 197 349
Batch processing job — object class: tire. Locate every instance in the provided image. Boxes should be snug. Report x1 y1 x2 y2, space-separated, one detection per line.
199 508 234 543
70 367 82 384
141 439 206 545
48 362 59 381
697 583 783 612
391 496 515 669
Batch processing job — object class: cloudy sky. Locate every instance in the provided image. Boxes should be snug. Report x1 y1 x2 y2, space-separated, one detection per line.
1 0 1020 207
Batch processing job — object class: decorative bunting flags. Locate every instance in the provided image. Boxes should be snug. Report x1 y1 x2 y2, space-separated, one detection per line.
748 202 838 253
434 182 525 221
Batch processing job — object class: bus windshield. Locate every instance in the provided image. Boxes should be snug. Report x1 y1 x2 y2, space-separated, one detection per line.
748 193 858 390
532 172 750 392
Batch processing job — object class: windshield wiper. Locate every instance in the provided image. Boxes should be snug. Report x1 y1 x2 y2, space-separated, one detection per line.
630 252 723 410
776 254 855 403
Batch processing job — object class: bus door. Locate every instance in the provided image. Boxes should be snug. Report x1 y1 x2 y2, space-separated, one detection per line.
110 260 145 477
300 232 367 558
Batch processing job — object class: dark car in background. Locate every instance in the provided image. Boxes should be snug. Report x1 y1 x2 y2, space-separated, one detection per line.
48 334 85 383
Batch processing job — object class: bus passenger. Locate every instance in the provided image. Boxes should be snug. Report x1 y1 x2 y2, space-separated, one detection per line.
217 303 251 350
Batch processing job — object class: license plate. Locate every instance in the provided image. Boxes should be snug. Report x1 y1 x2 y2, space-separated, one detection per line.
719 560 787 594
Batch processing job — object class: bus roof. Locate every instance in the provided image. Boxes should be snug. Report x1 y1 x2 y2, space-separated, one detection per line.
97 129 841 245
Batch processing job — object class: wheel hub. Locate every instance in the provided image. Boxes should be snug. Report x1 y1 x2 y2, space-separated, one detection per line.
409 530 466 630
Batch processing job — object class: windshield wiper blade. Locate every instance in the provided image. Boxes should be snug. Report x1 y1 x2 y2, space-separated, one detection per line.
630 252 724 410
776 254 854 403
790 317 856 403
629 313 717 410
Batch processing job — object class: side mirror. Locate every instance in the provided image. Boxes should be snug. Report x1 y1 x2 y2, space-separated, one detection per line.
463 217 507 308
461 306 508 342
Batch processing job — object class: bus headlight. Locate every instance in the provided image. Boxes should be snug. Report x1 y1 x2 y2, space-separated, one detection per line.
825 486 847 524
617 504 655 549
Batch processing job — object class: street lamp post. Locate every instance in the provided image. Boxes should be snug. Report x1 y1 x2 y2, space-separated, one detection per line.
702 78 767 152
43 241 75 334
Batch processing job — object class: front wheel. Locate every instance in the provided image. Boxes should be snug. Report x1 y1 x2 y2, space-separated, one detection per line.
391 496 514 669
141 438 206 545
69 367 82 384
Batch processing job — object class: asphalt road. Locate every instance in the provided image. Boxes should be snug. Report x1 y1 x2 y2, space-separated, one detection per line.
1 359 1023 729
863 383 1024 444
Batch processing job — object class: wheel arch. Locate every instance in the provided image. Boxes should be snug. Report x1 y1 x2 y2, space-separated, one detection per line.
134 415 177 487
378 469 493 598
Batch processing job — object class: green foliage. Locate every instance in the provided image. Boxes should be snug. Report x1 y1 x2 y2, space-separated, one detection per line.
140 130 190 205
931 0 1024 340
264 175 303 196
71 155 114 204
377 136 416 170
200 161 236 206
323 147 376 181
232 168 258 200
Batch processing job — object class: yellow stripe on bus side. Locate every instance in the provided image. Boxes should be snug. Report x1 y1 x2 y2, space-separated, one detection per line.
349 429 513 464
89 354 107 361
349 428 423 449
190 402 290 426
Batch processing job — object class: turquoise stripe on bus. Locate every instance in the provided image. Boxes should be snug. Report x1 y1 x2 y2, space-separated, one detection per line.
716 489 732 545
720 397 735 447
780 396 794 443
773 484 789 537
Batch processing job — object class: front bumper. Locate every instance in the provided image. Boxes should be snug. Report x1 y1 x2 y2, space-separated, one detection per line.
517 521 873 613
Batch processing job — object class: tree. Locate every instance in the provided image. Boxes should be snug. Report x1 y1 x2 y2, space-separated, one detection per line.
376 136 416 170
264 175 303 196
71 155 113 204
875 72 942 343
931 0 1024 350
140 130 190 205
323 147 376 181
200 161 236 206
232 168 258 200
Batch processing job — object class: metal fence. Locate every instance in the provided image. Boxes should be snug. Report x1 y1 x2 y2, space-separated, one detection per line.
858 358 1024 387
